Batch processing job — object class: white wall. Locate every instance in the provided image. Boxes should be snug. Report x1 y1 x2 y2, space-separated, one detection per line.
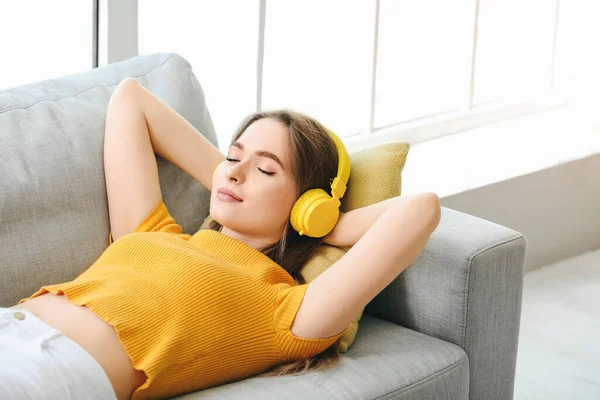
439 154 600 273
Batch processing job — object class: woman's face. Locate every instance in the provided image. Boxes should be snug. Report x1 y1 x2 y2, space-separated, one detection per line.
210 118 298 248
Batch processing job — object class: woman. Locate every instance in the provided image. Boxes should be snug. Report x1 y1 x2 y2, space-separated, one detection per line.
3 78 441 400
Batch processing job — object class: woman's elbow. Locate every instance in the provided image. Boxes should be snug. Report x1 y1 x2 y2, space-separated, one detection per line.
418 192 441 230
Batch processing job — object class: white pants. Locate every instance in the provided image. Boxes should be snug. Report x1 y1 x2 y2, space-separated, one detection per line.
0 307 117 400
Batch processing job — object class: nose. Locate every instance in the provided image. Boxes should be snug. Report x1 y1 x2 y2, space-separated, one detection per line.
225 162 245 184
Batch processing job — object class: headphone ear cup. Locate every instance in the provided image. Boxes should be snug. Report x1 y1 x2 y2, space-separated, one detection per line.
290 190 317 235
290 189 339 238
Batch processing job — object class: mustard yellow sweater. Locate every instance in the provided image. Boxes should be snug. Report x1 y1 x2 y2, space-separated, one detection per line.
19 199 344 400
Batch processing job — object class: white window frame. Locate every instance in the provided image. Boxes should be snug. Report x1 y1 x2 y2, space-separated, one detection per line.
97 0 138 67
97 0 565 152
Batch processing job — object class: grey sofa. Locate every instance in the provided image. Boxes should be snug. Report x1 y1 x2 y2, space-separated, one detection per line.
0 52 527 400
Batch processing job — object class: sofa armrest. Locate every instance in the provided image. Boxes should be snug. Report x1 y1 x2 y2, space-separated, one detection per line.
364 206 527 400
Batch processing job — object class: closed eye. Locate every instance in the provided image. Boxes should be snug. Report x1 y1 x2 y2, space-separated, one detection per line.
226 157 275 176
258 168 275 176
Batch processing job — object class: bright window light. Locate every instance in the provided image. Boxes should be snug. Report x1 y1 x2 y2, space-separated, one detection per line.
0 1 93 91
473 0 556 105
138 0 259 152
262 0 375 138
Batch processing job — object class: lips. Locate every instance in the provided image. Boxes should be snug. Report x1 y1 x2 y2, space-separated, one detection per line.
217 187 243 202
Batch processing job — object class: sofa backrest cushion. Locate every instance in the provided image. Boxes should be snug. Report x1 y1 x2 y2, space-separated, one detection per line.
0 52 218 307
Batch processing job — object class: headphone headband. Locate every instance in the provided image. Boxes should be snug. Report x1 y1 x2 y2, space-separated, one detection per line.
325 128 351 200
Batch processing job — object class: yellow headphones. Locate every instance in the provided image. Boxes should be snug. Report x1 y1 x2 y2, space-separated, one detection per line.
290 128 350 238
212 128 350 238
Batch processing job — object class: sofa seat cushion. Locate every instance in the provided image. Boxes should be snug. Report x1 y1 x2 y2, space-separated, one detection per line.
172 315 469 400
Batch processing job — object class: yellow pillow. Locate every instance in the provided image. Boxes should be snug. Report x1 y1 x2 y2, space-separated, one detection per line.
299 141 410 353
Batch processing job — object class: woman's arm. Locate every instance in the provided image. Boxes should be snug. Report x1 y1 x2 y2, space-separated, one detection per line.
323 193 434 247
125 78 225 191
290 192 441 339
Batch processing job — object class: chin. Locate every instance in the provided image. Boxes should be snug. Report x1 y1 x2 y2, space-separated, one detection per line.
208 208 225 227
209 203 286 237
209 208 241 231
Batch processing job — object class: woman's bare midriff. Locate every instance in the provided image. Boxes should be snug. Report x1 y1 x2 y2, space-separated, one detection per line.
11 292 147 400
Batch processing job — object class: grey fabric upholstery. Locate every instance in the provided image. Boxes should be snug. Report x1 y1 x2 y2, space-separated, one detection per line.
0 52 216 307
0 52 527 400
175 316 469 400
364 208 527 400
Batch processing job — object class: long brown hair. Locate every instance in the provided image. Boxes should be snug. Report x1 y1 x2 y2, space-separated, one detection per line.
201 109 343 376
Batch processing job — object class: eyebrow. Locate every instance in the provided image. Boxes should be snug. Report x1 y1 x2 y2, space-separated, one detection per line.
231 141 285 171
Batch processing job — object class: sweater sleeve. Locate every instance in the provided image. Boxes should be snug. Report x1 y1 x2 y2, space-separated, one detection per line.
273 283 345 361
108 198 192 245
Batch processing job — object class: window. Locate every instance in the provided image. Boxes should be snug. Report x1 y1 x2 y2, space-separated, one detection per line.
138 0 570 152
0 0 94 91
262 0 374 138
374 0 468 128
139 0 259 152
473 0 556 105
552 1 600 113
